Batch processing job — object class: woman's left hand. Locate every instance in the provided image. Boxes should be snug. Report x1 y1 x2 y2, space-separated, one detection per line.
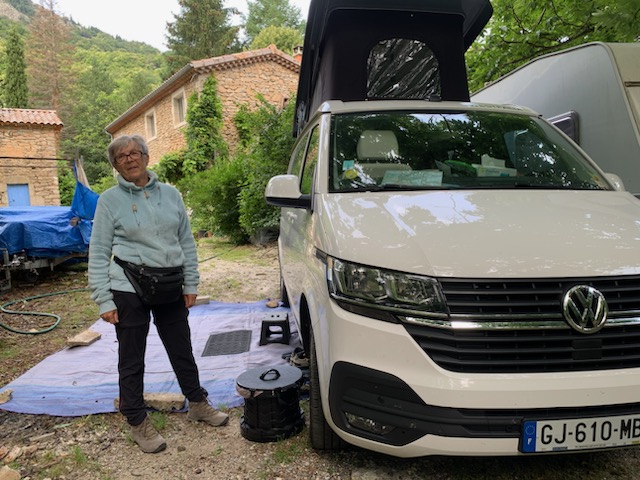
183 294 197 309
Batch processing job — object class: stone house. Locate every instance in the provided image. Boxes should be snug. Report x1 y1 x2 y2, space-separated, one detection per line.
0 108 63 207
105 45 301 166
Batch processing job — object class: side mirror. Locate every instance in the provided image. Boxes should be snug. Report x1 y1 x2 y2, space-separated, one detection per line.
605 173 625 192
265 175 312 209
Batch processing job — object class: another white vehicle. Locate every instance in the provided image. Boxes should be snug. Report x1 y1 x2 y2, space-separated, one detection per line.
473 42 640 195
266 0 640 457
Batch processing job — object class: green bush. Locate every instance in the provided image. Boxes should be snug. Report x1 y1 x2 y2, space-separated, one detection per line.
153 150 186 185
234 95 296 239
57 161 76 206
183 157 248 244
91 175 117 194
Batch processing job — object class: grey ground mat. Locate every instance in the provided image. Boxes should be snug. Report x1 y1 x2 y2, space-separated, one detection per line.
202 330 253 356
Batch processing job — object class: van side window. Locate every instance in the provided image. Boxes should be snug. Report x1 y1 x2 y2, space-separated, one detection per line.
300 127 320 195
289 132 310 177
367 39 441 99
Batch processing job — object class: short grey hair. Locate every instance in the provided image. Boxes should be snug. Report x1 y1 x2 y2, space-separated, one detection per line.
107 135 149 166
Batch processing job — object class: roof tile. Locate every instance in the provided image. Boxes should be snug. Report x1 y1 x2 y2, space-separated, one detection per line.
0 108 63 126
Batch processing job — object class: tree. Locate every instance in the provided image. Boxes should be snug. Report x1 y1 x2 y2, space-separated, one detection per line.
155 74 228 186
250 25 303 54
466 0 640 92
244 0 305 46
3 26 28 108
25 0 75 117
235 96 295 239
184 74 228 167
63 58 120 184
165 0 239 74
5 0 35 16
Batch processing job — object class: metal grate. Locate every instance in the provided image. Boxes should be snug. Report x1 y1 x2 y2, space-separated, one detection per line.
406 323 640 373
401 275 640 373
202 330 252 357
439 275 640 317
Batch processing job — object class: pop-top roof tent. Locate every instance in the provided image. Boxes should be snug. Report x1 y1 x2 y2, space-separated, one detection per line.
294 0 493 136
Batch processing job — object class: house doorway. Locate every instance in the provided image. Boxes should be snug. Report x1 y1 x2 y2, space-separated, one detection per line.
7 184 30 206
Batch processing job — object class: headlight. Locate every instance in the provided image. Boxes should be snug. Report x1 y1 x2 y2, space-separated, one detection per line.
327 256 447 318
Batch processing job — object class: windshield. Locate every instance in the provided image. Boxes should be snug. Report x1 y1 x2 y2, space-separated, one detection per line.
329 111 611 192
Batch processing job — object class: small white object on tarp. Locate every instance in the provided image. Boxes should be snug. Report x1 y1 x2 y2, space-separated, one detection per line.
236 365 304 442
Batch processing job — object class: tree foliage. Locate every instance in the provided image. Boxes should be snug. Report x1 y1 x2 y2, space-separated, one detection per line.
250 25 303 54
180 95 295 244
184 75 228 168
5 0 35 16
25 0 75 120
467 0 640 92
165 0 240 75
62 49 162 184
3 26 28 107
56 160 75 206
154 74 228 185
236 96 296 241
244 0 305 46
184 160 248 243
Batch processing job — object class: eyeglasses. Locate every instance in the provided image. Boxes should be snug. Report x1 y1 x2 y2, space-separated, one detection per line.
114 150 144 164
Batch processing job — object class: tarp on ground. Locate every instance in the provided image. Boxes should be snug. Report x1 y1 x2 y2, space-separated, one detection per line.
0 301 301 416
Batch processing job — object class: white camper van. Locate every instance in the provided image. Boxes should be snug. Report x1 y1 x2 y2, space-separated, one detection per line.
266 1 640 458
473 42 640 194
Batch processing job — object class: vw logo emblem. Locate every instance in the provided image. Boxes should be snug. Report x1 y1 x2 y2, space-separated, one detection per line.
562 285 608 334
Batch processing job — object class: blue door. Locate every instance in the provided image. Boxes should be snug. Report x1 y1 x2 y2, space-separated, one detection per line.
7 184 30 206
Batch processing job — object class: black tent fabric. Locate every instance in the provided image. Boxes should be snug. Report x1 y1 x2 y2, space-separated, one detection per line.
294 0 493 136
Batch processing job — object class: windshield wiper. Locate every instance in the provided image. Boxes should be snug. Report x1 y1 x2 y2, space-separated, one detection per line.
370 184 445 191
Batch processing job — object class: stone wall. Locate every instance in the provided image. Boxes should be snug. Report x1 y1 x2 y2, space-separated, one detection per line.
0 124 61 207
215 60 299 151
113 61 299 166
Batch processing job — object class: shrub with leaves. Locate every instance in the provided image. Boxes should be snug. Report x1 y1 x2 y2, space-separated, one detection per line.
154 75 227 185
153 150 186 185
57 161 76 206
234 95 296 240
183 157 248 244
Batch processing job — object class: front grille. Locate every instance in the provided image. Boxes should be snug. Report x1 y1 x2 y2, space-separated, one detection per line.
403 275 640 373
441 276 640 317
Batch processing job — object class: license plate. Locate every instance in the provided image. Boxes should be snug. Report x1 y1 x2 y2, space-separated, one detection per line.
521 414 640 453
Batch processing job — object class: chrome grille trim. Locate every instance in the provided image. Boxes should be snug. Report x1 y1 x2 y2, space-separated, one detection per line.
400 316 640 330
402 275 640 373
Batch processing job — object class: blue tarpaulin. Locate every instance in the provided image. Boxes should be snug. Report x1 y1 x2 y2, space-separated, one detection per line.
0 206 92 258
70 181 99 221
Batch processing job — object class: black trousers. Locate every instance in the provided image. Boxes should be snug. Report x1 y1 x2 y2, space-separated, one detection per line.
112 291 206 426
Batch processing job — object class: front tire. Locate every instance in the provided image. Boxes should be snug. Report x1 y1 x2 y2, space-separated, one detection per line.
308 327 347 450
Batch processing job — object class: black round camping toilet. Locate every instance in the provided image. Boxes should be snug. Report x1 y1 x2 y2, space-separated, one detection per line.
236 365 305 442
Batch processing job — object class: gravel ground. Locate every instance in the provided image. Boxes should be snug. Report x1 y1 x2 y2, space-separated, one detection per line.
3 242 640 479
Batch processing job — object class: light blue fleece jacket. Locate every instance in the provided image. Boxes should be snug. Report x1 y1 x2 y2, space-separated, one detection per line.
88 171 199 315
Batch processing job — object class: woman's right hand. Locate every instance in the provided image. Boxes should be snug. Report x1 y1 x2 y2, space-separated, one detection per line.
100 309 119 324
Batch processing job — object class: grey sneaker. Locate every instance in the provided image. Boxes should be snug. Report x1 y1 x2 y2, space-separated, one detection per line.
130 415 167 453
187 398 229 426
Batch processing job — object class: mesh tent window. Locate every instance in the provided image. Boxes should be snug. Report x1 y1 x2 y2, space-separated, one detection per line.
367 39 441 100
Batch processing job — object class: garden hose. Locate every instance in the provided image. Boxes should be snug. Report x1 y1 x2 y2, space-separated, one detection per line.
198 246 240 264
1 246 240 334
0 288 90 335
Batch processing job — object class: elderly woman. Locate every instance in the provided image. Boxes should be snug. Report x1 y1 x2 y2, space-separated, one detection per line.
88 134 228 454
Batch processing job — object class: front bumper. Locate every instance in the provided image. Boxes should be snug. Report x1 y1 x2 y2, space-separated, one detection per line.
318 299 640 457
330 361 640 454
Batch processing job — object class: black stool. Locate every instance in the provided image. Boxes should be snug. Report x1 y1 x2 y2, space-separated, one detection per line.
259 313 291 345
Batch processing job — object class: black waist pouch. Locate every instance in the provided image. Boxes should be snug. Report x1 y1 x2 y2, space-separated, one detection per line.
114 256 184 305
